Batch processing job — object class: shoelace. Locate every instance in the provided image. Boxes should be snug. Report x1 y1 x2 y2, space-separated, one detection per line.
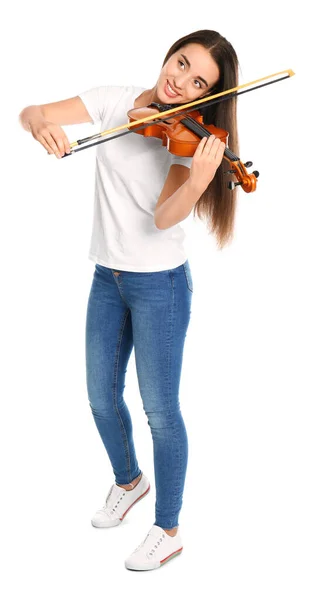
100 484 127 518
133 530 166 557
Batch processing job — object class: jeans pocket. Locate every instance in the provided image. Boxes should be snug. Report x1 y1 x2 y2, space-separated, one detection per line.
182 261 193 292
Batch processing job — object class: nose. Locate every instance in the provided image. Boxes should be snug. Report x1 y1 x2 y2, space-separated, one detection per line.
173 78 184 91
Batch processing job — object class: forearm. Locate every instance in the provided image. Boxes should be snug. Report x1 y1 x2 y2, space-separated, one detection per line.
19 105 44 131
155 177 205 230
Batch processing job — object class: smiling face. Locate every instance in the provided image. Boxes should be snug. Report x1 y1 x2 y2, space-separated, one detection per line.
156 43 220 104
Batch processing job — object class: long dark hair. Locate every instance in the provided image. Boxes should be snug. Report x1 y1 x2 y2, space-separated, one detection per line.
162 30 240 250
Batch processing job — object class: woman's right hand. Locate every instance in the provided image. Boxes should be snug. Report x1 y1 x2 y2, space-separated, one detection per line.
29 120 72 158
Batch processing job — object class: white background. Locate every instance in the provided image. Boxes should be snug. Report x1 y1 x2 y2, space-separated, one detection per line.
2 1 330 598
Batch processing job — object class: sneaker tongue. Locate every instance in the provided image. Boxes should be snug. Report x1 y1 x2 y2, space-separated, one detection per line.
106 483 121 504
114 483 125 491
105 484 114 502
149 525 164 538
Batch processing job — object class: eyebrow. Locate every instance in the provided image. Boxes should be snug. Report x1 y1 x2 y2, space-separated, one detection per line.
180 53 209 87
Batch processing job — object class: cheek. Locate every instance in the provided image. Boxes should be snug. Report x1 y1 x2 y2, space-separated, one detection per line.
164 59 176 74
161 66 170 80
188 87 201 98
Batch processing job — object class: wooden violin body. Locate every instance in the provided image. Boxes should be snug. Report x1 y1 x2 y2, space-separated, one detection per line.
127 103 258 193
127 106 228 156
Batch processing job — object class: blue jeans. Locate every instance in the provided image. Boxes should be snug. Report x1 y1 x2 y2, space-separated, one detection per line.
85 260 193 529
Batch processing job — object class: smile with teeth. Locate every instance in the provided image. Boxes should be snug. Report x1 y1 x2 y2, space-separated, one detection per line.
166 81 179 96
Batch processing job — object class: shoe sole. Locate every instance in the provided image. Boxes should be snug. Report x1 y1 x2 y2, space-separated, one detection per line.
91 483 151 528
125 547 183 570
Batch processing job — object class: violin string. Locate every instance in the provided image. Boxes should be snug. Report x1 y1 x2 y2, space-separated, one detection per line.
65 74 291 156
182 115 240 161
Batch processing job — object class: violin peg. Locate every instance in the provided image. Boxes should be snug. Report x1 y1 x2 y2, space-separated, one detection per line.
244 161 253 168
227 181 242 190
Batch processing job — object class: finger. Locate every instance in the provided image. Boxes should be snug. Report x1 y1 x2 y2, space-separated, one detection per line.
57 137 71 156
43 133 63 158
203 134 218 155
213 140 225 161
56 138 65 156
40 137 57 156
54 136 68 157
194 136 208 158
64 139 71 154
208 138 221 160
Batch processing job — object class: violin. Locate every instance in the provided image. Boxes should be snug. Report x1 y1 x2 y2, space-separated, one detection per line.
62 68 295 195
127 102 259 193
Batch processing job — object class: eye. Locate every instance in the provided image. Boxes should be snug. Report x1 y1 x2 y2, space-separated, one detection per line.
177 60 202 88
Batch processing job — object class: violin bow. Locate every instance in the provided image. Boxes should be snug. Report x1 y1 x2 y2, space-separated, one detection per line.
62 68 295 157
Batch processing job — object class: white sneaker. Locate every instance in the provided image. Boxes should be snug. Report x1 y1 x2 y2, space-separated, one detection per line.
124 524 183 570
91 473 150 528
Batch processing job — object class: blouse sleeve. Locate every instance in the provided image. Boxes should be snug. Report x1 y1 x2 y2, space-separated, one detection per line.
170 153 193 169
77 85 123 125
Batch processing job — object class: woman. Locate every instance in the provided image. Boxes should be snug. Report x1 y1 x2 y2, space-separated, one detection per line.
19 29 240 571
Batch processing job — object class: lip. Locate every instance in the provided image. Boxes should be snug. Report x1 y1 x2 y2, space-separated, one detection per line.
164 80 181 98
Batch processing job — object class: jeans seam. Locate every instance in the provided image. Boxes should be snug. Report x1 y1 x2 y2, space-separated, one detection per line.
163 271 181 528
112 308 133 482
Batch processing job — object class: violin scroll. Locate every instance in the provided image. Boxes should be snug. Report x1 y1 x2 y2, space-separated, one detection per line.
224 160 259 192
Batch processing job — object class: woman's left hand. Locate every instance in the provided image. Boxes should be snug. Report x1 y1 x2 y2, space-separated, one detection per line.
189 134 225 192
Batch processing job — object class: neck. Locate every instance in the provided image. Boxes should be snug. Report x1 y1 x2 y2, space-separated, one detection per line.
145 86 160 105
